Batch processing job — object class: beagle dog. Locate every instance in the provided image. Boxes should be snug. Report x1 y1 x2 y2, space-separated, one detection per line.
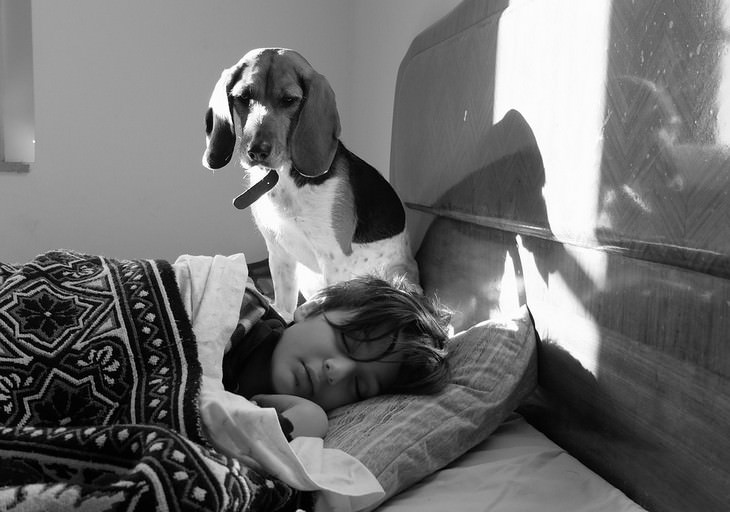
202 48 419 318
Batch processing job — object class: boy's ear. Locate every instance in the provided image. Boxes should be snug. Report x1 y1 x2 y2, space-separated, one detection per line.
292 299 324 322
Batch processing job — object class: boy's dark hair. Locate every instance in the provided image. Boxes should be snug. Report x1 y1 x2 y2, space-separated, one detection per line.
305 275 452 396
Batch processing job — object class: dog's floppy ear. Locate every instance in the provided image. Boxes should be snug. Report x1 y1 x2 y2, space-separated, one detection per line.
291 72 341 177
202 64 241 170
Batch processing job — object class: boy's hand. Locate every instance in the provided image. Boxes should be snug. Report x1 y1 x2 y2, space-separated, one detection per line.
252 394 329 438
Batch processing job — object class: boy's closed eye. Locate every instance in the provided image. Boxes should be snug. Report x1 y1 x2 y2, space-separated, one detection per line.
337 327 396 363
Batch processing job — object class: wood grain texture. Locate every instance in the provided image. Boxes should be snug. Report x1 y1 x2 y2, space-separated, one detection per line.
414 211 730 511
393 1 730 510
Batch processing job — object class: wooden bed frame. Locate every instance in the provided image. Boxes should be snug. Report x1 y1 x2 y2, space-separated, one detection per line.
390 1 730 511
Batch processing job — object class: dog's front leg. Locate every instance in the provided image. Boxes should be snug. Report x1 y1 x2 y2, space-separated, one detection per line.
266 238 299 321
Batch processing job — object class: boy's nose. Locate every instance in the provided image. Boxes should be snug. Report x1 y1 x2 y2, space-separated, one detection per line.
323 357 356 385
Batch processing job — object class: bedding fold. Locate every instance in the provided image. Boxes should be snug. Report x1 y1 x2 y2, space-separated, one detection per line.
0 250 382 512
0 250 296 511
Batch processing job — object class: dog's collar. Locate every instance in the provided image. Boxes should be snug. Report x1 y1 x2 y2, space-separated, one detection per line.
292 163 330 178
290 164 334 188
233 169 279 209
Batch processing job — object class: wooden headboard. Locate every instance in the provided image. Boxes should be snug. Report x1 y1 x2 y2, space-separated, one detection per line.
390 1 730 511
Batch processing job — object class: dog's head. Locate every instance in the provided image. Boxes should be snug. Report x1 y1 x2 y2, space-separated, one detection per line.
202 48 341 177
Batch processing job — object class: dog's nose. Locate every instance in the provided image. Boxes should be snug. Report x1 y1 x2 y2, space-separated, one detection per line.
247 141 272 163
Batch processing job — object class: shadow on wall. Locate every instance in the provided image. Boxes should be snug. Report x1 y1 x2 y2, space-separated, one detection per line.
417 109 597 331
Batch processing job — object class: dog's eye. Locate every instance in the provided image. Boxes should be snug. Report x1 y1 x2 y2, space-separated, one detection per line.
238 89 253 106
281 96 300 107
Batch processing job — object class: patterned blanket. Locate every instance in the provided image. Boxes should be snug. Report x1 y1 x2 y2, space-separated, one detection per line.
0 251 305 511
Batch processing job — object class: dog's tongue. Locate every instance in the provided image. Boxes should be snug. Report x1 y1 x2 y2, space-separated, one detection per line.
233 169 279 209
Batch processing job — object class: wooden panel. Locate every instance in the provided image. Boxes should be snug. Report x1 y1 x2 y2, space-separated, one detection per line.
415 212 730 511
517 237 730 511
392 1 730 511
598 0 730 255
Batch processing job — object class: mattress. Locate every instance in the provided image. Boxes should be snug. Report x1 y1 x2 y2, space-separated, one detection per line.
377 414 646 512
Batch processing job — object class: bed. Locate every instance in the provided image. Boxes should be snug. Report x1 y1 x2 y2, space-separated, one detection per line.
2 1 728 511
261 1 729 510
336 0 727 511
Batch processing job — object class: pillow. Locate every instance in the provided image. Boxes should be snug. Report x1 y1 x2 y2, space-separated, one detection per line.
323 306 538 508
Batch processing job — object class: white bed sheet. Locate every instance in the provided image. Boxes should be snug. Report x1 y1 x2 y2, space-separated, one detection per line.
377 414 646 512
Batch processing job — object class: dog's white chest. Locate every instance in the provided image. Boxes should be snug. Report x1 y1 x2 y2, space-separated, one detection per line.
250 167 338 270
247 165 419 308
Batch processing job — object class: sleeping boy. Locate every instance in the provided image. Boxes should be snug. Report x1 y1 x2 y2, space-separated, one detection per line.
221 275 452 439
0 251 449 506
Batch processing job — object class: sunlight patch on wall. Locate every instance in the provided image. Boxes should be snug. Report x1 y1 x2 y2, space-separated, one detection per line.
492 0 612 243
714 1 730 145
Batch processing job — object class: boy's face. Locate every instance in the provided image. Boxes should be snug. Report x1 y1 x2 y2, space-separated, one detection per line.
271 309 402 411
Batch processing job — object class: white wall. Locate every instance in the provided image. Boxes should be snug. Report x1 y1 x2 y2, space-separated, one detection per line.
0 0 459 263
346 0 462 175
